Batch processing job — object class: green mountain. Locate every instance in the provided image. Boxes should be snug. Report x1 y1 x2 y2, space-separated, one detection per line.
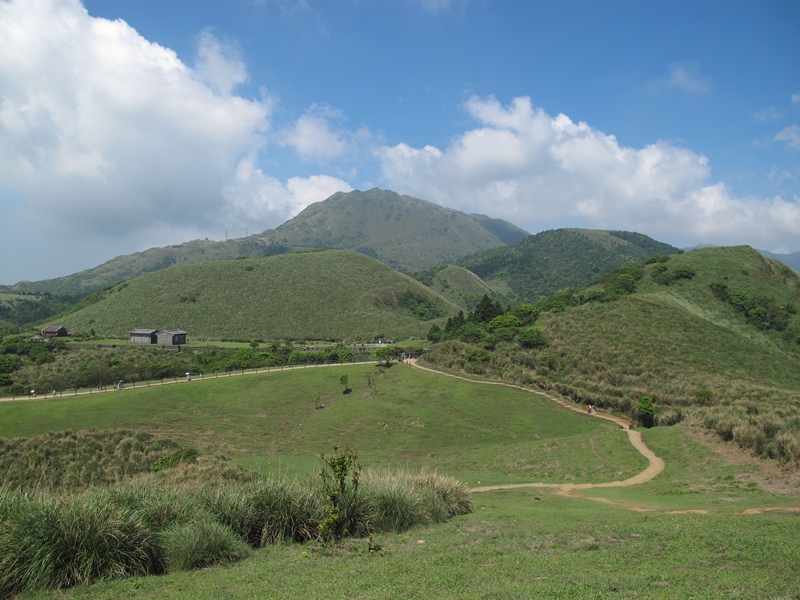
4 189 528 298
456 228 680 304
55 250 460 341
411 264 510 311
268 188 529 273
423 245 800 464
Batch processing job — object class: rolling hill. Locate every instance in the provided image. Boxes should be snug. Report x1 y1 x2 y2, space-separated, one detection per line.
423 245 800 464
456 228 680 303
3 189 528 297
55 250 461 341
411 264 511 310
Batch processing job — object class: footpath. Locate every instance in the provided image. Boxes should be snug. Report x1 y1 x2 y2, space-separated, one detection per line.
407 358 800 515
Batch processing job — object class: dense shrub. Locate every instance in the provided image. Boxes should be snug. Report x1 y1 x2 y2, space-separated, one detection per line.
0 492 163 596
159 521 251 572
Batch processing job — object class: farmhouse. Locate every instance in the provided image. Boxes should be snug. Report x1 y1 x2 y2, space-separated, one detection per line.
41 325 67 338
130 329 158 344
130 329 188 347
156 330 187 346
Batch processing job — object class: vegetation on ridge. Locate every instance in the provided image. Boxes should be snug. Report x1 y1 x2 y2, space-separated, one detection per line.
456 228 680 304
421 246 800 465
50 250 460 341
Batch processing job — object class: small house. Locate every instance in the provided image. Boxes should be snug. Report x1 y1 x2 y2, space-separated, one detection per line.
156 330 187 346
130 329 158 344
41 326 67 338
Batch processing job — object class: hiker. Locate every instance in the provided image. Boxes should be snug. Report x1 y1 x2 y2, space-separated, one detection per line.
30 389 35 398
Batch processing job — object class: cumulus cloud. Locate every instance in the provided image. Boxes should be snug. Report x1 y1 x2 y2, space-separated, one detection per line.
194 30 249 95
0 0 279 249
377 95 800 251
0 0 359 283
277 104 373 163
222 155 352 228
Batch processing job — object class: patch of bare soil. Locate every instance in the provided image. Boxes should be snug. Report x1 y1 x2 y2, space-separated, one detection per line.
681 426 800 495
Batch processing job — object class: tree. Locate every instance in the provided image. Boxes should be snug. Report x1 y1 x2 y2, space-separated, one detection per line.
374 346 393 366
339 374 350 393
637 395 655 428
426 323 443 343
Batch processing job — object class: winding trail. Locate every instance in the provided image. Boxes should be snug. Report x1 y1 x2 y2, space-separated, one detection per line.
407 359 800 515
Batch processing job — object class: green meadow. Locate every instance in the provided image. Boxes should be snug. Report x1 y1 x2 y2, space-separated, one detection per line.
2 362 799 599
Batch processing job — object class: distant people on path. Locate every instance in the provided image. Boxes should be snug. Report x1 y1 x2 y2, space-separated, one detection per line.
30 389 35 398
587 404 596 415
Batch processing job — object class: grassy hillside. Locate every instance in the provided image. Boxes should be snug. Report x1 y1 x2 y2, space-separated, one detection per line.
55 250 460 341
0 364 640 486
0 292 79 330
2 360 799 598
411 264 510 310
423 246 800 464
457 228 679 303
269 188 529 273
5 189 527 296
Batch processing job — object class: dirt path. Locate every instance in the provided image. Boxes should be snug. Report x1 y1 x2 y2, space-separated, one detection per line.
407 359 800 515
0 361 375 403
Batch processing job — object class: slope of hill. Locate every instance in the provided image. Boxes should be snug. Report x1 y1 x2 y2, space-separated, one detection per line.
55 250 461 341
263 188 529 272
411 264 510 311
423 245 800 464
758 249 800 272
5 189 528 297
457 228 680 304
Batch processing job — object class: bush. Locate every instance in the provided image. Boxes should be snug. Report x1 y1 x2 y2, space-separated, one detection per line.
159 521 251 572
637 396 655 428
518 326 548 349
364 478 422 532
0 492 162 596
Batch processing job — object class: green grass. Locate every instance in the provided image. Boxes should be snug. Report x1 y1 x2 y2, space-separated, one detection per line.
423 246 800 465
18 447 800 599
53 251 458 341
3 360 799 599
0 364 642 485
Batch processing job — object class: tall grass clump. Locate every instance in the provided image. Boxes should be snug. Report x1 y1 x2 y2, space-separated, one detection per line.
0 491 162 597
201 479 322 547
0 429 182 492
158 521 251 572
361 470 473 533
106 485 201 530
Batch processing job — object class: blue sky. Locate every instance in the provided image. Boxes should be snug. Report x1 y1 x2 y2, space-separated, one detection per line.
0 0 798 284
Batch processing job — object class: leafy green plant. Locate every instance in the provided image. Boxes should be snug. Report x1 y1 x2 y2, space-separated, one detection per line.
318 446 362 544
152 448 200 473
637 396 655 428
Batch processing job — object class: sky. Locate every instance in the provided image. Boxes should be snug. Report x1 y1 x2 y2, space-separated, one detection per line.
1 0 798 284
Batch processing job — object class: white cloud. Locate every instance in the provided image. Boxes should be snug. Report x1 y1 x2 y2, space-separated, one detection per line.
194 30 248 96
775 124 800 150
649 62 711 95
277 104 372 163
377 95 800 251
0 0 346 281
792 92 800 105
222 156 352 229
0 0 271 235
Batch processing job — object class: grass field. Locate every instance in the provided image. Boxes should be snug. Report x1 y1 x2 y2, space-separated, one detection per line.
3 362 799 599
